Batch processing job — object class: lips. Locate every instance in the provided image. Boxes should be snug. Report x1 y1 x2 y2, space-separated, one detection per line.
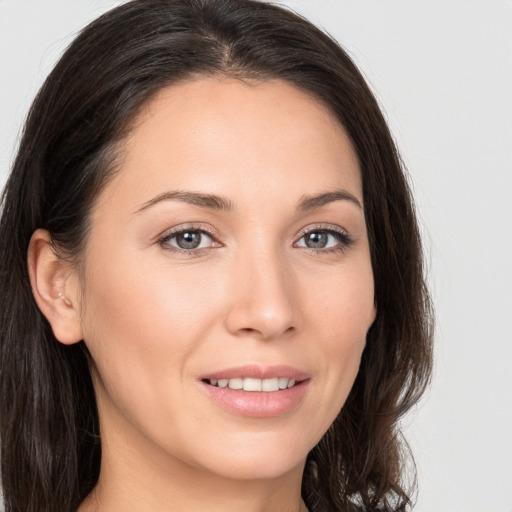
199 365 310 417
201 364 309 381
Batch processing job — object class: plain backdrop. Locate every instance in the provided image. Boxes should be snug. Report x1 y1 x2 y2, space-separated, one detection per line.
1 1 511 511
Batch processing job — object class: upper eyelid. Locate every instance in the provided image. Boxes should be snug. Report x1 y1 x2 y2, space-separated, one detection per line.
296 224 349 239
157 224 220 243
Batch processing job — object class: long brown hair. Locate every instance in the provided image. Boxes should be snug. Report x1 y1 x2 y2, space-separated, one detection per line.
0 1 433 510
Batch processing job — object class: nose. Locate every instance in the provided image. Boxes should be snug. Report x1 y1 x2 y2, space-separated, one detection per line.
224 246 298 341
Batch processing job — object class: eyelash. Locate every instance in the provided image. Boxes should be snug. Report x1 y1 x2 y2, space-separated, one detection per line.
156 224 220 258
295 224 354 254
156 223 354 257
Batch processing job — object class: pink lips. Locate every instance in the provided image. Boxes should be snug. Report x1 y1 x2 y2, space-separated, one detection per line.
200 365 311 418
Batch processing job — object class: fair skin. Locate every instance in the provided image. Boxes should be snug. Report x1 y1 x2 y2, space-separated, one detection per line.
28 78 376 512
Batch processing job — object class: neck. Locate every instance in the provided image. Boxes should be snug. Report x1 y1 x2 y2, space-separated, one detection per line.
78 401 308 512
80 464 308 512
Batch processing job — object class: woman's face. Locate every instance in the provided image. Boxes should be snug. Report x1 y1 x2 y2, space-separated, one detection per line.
75 78 376 482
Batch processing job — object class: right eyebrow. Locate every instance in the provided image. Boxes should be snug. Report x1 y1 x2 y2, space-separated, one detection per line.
134 190 234 214
297 189 362 211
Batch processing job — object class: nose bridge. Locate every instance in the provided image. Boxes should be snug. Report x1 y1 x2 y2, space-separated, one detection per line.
225 235 297 340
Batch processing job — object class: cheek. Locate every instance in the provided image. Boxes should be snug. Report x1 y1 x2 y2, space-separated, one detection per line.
305 257 375 343
79 256 235 471
84 247 214 332
305 262 374 403
79 252 222 411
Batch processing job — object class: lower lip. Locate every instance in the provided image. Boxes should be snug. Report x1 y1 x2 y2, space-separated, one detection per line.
201 380 310 418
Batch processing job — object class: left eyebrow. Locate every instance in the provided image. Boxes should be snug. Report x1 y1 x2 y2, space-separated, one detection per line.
134 190 234 214
297 189 362 211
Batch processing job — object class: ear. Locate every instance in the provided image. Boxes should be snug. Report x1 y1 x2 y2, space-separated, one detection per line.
27 229 83 345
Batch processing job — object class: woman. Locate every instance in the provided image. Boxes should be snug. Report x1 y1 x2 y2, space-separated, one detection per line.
0 0 433 511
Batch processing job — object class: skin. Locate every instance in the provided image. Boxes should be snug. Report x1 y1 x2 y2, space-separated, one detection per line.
29 77 376 512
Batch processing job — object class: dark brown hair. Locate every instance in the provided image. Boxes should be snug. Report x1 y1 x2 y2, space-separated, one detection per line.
0 1 433 511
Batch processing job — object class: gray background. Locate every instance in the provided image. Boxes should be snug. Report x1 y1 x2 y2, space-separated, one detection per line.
1 1 511 511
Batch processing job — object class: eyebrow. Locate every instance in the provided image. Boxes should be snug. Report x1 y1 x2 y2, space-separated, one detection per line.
135 191 234 213
134 188 362 214
297 189 362 211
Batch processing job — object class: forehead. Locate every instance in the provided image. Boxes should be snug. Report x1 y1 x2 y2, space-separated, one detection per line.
95 77 362 214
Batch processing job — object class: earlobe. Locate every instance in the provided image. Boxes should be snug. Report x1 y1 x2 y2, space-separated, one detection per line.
27 229 83 345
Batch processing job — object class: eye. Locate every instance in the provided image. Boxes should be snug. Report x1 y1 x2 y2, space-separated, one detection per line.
158 227 218 252
295 227 352 252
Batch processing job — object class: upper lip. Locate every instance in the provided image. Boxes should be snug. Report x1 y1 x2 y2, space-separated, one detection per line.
200 364 310 381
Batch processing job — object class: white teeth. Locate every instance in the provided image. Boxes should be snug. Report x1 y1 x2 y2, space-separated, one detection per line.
208 377 299 392
262 377 279 392
228 378 243 390
243 378 262 392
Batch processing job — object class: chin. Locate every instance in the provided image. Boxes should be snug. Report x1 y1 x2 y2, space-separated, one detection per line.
185 429 313 481
204 454 305 482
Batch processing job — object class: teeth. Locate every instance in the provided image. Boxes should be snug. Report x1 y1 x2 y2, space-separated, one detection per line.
262 377 279 392
228 378 243 390
243 377 262 391
208 377 298 392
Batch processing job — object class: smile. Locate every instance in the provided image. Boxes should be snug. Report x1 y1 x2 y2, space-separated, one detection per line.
205 377 297 392
200 366 310 417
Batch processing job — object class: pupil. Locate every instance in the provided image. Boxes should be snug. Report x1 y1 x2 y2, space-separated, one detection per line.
306 232 328 248
177 231 201 249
